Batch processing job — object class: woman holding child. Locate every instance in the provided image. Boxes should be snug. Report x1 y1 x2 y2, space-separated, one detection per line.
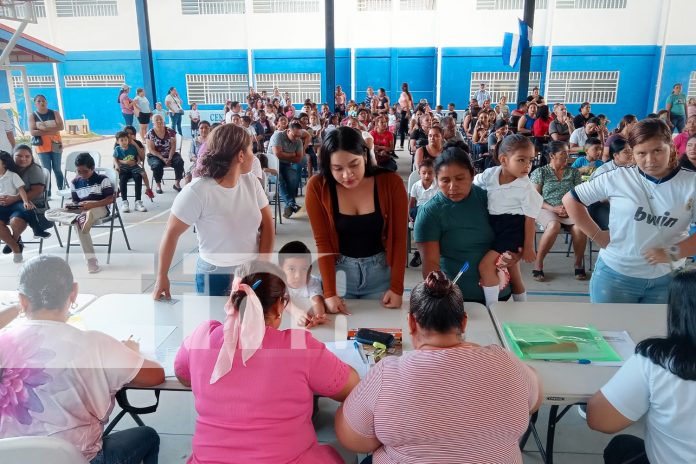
305 126 408 314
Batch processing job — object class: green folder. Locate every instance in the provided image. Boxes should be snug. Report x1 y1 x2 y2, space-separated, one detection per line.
503 323 622 362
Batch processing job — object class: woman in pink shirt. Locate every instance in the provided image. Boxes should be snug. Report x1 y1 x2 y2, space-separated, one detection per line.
175 261 359 463
673 115 696 156
335 271 542 464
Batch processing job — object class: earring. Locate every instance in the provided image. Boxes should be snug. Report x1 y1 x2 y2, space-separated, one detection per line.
71 301 78 310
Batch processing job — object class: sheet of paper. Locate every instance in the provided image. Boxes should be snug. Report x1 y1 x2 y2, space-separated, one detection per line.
92 324 177 353
324 341 370 379
594 330 637 367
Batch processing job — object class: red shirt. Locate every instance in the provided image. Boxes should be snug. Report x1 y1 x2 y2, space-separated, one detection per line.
370 129 394 148
532 118 551 137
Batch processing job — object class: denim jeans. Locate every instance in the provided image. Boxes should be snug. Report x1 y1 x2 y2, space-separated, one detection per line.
170 112 183 135
603 435 649 464
589 257 672 304
90 426 159 464
195 256 238 296
37 151 64 195
670 114 685 134
335 252 391 299
122 113 134 127
278 161 301 207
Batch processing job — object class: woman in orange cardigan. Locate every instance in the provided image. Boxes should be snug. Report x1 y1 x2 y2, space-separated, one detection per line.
306 126 408 314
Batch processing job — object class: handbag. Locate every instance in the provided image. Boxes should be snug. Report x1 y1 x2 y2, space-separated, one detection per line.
31 135 42 146
33 111 63 153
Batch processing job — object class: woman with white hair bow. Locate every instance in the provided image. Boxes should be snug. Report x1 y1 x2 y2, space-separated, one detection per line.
174 261 359 463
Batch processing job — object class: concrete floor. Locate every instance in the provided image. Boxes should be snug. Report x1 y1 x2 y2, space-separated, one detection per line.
0 136 644 463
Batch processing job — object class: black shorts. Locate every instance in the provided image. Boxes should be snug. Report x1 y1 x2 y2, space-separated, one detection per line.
137 112 152 125
490 214 526 254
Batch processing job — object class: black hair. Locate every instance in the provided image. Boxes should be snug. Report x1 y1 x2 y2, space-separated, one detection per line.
636 269 696 380
546 140 569 162
241 116 252 124
498 133 534 158
536 105 551 121
115 130 129 140
124 125 137 136
18 255 74 311
494 119 508 130
318 126 385 183
608 138 629 161
278 240 312 267
417 157 434 170
230 261 289 320
434 143 474 177
13 144 33 154
289 121 302 131
584 137 602 148
0 151 19 174
588 117 601 126
410 271 466 334
516 101 527 110
75 152 95 169
199 120 211 128
231 100 240 108
646 113 658 119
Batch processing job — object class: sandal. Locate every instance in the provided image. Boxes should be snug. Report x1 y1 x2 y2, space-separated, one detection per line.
532 269 545 282
575 268 587 281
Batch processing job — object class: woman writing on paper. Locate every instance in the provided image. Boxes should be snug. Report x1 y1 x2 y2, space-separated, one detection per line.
174 261 359 463
335 270 542 463
563 118 696 304
587 268 696 464
0 255 164 463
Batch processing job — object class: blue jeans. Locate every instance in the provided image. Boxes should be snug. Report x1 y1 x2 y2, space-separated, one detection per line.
37 151 64 195
670 114 685 134
90 426 159 464
589 257 672 304
195 256 238 296
122 113 134 126
335 252 391 299
170 112 183 135
278 161 301 207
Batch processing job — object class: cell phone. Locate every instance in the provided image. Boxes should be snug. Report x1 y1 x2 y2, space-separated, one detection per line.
65 204 80 210
355 328 395 348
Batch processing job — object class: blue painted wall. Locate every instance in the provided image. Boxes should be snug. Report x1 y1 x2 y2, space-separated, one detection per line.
8 46 695 135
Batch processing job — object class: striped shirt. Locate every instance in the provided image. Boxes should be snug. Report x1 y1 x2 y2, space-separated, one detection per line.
342 345 539 463
71 172 114 203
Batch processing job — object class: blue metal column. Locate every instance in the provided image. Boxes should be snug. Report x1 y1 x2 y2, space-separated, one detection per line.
517 0 536 102
325 0 335 111
135 0 157 104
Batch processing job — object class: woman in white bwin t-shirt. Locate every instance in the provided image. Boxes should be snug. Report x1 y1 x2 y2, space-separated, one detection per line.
152 124 274 298
563 118 696 304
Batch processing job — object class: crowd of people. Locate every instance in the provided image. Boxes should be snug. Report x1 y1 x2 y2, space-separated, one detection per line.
0 77 695 463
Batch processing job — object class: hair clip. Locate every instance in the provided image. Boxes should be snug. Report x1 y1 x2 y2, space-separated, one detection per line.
251 279 262 290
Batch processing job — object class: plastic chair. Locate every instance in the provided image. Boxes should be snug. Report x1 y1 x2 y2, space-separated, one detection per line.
0 436 89 464
65 168 132 264
59 151 101 207
406 170 420 266
265 152 282 228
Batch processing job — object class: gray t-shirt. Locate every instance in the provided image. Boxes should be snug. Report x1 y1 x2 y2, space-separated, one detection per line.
268 130 302 164
18 163 46 210
549 119 570 138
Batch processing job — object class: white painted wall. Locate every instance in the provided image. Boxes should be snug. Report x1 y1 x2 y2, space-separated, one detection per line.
665 0 696 45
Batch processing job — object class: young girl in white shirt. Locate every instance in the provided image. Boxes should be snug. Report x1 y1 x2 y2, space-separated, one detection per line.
474 135 543 307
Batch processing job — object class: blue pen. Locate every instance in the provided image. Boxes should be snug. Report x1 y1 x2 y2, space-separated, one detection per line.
545 359 592 364
451 261 470 285
354 341 369 364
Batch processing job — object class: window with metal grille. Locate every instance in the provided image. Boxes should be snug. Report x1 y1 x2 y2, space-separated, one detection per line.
64 74 125 88
357 0 391 11
253 0 319 13
181 0 245 14
687 72 696 100
476 0 547 9
55 0 117 17
255 73 321 104
469 72 542 103
556 0 627 9
399 0 436 10
546 71 619 104
12 75 55 88
33 0 46 17
0 0 45 21
186 74 248 105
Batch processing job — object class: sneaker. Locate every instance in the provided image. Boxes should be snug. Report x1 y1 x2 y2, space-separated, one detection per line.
410 251 422 267
134 200 147 212
283 205 293 219
121 200 130 213
145 188 155 201
156 187 163 194
13 253 23 264
87 258 101 274
33 230 52 239
173 184 182 192
292 204 301 213
2 244 10 255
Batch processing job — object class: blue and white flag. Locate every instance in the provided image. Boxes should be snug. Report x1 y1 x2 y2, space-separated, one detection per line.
502 19 531 68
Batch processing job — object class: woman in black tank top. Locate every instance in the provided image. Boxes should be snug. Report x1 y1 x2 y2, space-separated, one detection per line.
414 126 443 169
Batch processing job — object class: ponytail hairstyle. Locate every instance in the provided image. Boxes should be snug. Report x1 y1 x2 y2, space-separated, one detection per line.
18 255 74 311
636 269 696 380
608 138 629 161
117 85 129 103
628 118 677 170
497 133 534 160
409 270 466 334
229 261 289 318
616 114 637 134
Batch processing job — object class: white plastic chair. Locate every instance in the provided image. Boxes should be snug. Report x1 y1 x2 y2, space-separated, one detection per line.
265 152 282 228
0 436 89 464
59 151 102 207
406 170 420 264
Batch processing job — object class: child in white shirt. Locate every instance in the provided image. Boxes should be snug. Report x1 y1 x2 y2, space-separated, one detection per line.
473 134 543 307
0 152 34 262
408 158 438 267
279 240 327 327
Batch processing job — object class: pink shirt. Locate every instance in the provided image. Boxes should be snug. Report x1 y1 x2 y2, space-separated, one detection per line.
119 93 133 115
175 321 349 464
674 131 692 156
342 345 539 464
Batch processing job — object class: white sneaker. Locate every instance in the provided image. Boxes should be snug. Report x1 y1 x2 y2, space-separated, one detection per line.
121 200 130 213
134 200 147 212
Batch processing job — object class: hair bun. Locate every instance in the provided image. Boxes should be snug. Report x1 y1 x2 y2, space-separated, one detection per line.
423 271 453 298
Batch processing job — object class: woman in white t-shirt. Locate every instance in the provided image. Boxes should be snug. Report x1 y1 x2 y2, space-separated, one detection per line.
587 269 696 464
563 118 696 303
152 124 274 298
0 255 164 463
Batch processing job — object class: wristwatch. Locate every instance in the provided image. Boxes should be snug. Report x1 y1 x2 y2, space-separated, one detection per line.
667 245 681 262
